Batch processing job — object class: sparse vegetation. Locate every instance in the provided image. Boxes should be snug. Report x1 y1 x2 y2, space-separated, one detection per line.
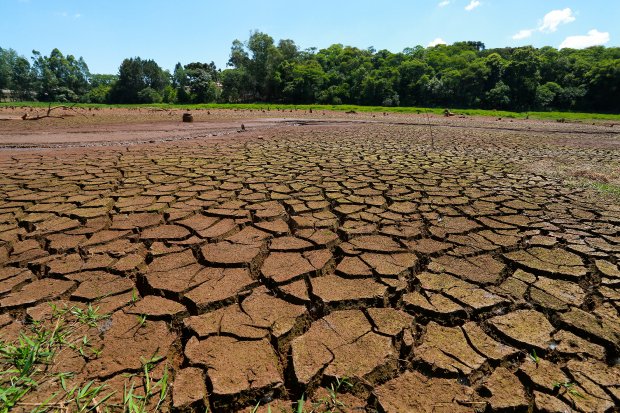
0 304 168 413
0 304 111 412
591 182 620 197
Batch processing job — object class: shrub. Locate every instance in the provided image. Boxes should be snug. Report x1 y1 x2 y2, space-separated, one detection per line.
137 87 163 103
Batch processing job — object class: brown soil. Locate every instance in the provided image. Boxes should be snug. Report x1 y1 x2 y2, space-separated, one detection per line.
1 107 619 412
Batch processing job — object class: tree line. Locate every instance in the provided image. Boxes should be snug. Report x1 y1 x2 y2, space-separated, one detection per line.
1 31 619 112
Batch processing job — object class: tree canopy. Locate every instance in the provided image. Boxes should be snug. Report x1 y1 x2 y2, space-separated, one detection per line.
1 34 619 112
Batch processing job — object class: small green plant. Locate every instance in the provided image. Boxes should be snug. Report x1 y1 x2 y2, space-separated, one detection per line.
137 314 147 328
296 395 305 413
313 376 352 412
554 381 585 399
69 304 110 327
529 349 540 365
63 380 114 413
119 354 169 413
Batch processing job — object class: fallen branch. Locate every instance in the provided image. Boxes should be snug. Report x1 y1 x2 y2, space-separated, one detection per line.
22 103 87 121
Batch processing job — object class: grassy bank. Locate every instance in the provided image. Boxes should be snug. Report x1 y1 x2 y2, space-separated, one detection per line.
2 101 619 122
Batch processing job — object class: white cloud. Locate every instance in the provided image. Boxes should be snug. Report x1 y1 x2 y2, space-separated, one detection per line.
465 0 480 11
512 29 534 40
539 8 575 33
428 38 447 47
560 29 610 49
512 8 576 41
438 0 450 7
74 13 81 19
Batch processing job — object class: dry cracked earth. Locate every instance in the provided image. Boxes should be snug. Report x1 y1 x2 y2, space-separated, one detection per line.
0 110 619 412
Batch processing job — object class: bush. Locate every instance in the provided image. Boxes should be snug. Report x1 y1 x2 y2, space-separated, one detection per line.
137 87 163 103
87 84 112 103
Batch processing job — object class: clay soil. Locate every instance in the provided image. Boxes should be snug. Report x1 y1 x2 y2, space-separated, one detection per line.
0 107 619 412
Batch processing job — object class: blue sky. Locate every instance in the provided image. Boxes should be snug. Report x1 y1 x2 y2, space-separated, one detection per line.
2 0 619 74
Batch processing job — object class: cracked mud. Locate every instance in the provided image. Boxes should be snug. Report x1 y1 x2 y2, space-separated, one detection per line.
1 109 619 412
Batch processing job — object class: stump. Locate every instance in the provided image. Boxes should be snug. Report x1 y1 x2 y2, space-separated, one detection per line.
182 113 193 123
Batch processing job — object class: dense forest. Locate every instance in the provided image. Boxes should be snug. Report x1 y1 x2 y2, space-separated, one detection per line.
1 31 619 112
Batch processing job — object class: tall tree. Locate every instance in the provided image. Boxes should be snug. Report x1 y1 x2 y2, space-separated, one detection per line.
109 57 169 103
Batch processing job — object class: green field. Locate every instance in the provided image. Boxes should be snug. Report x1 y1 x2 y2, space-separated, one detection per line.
2 101 620 122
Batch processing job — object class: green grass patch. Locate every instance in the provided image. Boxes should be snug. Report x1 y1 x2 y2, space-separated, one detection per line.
2 101 620 122
591 182 620 197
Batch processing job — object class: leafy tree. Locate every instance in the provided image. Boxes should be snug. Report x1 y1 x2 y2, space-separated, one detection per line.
179 62 220 103
535 82 562 110
586 59 620 111
108 57 169 103
502 47 541 110
486 81 511 109
282 60 326 103
397 59 433 105
0 47 35 99
30 48 90 101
